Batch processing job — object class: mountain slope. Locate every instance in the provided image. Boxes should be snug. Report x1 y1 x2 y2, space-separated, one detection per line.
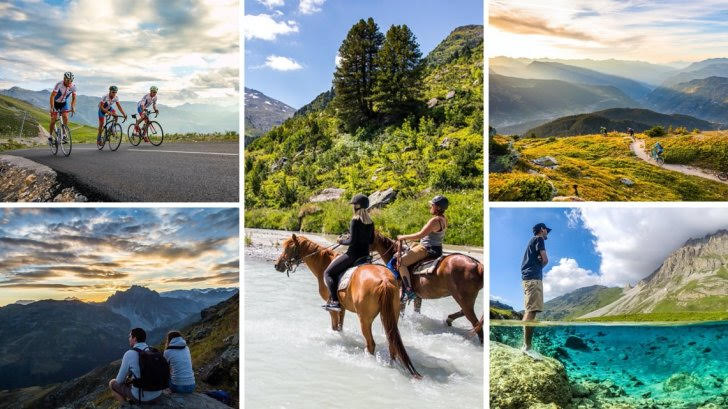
524 108 718 138
490 74 639 134
0 87 238 134
0 293 239 409
662 60 728 87
581 230 728 318
244 88 295 143
647 77 728 124
540 285 623 321
0 300 130 390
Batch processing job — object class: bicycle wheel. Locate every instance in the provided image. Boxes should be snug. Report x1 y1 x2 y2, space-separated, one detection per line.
719 172 728 182
127 124 141 146
49 128 58 156
109 123 123 151
60 124 72 157
147 121 164 146
656 157 664 166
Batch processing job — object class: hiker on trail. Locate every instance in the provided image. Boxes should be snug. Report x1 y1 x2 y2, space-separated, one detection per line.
109 327 166 404
627 127 635 138
321 193 375 312
396 195 449 301
520 223 550 358
164 331 195 393
600 126 607 136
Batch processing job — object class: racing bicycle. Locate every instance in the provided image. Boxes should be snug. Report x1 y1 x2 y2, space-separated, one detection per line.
49 107 72 156
128 109 164 147
98 113 126 151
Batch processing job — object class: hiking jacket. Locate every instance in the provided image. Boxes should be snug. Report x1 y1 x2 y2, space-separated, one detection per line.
164 337 196 387
115 342 163 401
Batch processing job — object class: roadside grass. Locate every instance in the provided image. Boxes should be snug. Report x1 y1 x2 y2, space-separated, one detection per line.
245 189 483 246
489 134 728 201
642 130 728 172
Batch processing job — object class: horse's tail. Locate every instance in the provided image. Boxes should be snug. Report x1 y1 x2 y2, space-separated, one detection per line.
468 315 484 337
377 280 421 379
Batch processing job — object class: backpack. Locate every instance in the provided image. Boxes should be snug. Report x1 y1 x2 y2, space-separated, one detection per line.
131 347 170 392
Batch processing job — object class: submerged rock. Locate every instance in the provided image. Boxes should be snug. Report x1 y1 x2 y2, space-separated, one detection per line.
564 336 591 351
663 372 703 392
490 342 572 409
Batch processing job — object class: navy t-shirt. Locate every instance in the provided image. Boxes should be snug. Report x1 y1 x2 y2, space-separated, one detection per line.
521 236 545 280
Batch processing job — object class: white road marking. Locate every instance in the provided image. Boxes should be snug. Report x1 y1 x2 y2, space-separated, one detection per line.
127 148 238 156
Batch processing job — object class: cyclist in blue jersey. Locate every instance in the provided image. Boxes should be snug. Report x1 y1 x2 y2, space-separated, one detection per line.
97 85 127 146
48 72 77 142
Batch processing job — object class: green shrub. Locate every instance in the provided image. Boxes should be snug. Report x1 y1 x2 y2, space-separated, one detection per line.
673 126 689 135
490 174 553 201
546 136 557 143
645 126 666 137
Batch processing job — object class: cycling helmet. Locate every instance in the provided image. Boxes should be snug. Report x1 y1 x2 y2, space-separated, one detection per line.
64 71 74 81
429 195 449 210
349 193 369 209
150 86 158 92
109 85 118 92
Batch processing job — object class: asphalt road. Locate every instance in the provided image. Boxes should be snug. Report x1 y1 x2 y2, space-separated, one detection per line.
7 142 239 202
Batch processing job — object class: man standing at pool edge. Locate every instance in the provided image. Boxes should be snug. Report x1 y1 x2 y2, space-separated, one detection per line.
521 222 550 358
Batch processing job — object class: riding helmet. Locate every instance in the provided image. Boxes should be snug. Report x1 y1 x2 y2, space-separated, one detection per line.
349 193 369 209
429 195 449 210
109 85 118 92
64 71 74 81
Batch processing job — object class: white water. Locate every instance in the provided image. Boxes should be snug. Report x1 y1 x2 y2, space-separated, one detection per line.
244 257 484 409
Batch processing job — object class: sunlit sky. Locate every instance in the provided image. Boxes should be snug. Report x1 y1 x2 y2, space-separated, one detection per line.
490 0 728 63
0 208 239 306
0 0 239 106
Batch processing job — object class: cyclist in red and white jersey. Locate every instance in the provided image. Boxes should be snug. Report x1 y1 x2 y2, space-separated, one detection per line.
48 72 77 142
97 85 127 146
134 86 159 140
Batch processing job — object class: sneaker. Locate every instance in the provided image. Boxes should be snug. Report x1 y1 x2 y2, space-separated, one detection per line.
521 346 544 361
322 300 342 312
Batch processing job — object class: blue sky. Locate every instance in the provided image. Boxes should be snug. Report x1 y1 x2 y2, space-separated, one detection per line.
244 0 483 108
490 208 601 308
0 208 238 306
0 0 238 106
490 0 728 63
491 207 728 310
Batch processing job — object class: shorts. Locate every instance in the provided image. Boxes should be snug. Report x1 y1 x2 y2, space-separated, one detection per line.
110 380 134 400
51 100 70 118
98 108 116 120
137 104 144 115
523 279 544 312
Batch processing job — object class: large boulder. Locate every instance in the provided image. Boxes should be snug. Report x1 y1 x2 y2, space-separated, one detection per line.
368 188 397 209
532 156 558 168
309 187 345 203
490 342 572 409
117 392 231 408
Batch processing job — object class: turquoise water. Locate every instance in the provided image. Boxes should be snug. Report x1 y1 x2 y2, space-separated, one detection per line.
491 322 728 406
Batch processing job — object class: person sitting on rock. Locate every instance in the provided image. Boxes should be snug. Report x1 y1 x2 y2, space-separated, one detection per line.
109 327 163 404
520 223 550 360
396 195 449 301
164 331 196 393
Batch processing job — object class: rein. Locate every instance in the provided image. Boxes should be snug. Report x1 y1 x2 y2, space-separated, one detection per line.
283 241 340 277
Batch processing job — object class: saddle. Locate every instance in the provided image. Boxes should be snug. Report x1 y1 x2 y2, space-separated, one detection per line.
337 256 373 291
410 255 444 276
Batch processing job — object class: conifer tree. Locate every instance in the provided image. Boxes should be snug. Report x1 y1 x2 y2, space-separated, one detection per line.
373 24 423 121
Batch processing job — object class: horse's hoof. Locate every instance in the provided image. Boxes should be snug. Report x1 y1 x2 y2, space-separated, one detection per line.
445 319 453 327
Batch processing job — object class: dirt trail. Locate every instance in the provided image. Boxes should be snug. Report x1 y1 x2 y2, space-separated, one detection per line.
630 138 728 185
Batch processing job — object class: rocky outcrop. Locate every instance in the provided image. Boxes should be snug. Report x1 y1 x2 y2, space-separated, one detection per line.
368 188 397 209
490 342 572 409
117 392 230 408
0 155 87 202
309 187 345 203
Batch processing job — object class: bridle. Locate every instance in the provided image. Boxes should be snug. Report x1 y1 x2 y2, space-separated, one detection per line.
280 240 340 277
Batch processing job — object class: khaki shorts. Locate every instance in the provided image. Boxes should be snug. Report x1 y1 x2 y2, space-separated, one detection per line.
523 279 544 312
110 379 134 400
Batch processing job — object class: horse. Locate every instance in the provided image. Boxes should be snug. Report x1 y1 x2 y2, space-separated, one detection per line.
274 234 421 378
372 231 484 343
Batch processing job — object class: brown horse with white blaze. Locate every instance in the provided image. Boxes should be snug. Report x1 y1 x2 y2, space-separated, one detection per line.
273 234 421 378
372 231 484 343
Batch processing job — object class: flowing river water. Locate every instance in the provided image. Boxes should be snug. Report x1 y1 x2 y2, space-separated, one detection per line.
245 256 484 408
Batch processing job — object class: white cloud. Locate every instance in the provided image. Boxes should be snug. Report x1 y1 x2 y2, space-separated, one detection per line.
244 13 299 41
579 208 728 287
299 0 325 14
258 0 284 8
565 208 581 228
264 55 303 71
543 258 602 300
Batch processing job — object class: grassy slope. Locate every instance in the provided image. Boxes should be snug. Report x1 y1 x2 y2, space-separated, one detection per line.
642 130 728 172
245 26 484 245
489 133 728 201
542 287 624 321
577 312 728 322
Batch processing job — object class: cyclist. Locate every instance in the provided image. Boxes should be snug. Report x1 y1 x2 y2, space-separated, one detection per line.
134 86 159 142
652 142 664 160
627 127 635 138
49 72 77 143
97 85 127 147
600 126 607 136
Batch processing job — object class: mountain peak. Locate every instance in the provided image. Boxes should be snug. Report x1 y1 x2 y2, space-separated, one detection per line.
425 24 483 67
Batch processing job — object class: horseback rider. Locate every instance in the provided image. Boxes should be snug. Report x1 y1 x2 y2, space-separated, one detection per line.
322 193 375 312
396 195 449 301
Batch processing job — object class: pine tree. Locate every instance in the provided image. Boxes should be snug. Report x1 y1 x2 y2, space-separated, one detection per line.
372 24 423 121
332 18 384 133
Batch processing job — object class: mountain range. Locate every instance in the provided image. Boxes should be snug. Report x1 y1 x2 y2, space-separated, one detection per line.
244 87 295 144
503 229 728 321
0 87 238 134
0 286 238 390
490 56 728 135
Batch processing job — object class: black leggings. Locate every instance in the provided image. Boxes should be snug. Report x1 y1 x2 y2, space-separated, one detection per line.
323 254 359 302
